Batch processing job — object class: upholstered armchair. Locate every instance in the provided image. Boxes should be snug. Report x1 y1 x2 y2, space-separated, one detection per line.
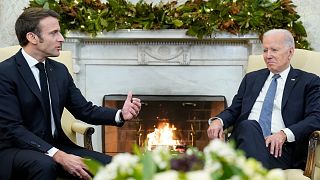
247 49 320 180
0 45 94 150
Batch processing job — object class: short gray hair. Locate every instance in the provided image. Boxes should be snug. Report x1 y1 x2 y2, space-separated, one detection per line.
263 29 295 48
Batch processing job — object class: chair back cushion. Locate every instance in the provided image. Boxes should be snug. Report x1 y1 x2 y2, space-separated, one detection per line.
0 45 73 74
246 49 320 76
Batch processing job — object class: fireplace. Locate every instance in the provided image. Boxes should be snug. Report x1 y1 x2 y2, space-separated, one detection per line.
102 95 226 155
62 30 261 151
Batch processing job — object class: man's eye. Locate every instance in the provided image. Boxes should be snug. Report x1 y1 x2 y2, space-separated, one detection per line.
51 31 59 35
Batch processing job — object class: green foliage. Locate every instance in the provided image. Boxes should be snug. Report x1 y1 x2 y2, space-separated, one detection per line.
27 0 311 49
87 140 284 179
83 158 103 176
141 152 157 180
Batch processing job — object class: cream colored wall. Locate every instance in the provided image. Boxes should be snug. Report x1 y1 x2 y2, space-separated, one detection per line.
293 0 320 51
0 0 319 51
0 0 29 47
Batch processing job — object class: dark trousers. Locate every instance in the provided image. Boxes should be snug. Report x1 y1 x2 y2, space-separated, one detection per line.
10 143 111 180
230 120 293 169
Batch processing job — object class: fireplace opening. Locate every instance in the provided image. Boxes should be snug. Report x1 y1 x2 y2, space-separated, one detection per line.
102 95 226 155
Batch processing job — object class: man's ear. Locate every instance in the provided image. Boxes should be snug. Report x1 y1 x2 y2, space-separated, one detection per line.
26 32 38 45
288 47 295 60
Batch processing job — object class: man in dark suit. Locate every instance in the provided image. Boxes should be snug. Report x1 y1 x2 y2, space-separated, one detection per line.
207 29 320 169
0 8 141 180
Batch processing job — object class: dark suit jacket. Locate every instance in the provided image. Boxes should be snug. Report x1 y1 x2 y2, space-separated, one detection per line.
218 67 320 168
0 50 123 179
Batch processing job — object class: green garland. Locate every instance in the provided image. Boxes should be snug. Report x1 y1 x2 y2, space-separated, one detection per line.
28 0 311 49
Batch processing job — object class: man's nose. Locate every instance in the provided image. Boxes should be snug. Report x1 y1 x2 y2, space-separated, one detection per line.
266 50 273 57
58 32 65 42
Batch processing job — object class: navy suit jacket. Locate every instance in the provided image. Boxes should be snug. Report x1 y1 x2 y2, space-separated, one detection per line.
218 67 320 168
0 50 123 179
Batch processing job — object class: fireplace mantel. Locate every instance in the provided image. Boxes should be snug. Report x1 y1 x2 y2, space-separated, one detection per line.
62 30 262 151
65 29 260 40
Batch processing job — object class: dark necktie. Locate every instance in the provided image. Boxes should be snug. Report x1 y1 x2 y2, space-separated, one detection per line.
258 74 281 137
35 62 53 139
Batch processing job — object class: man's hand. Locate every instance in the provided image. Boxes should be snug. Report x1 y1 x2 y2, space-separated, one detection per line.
53 150 91 180
265 130 287 158
121 91 141 121
207 119 224 140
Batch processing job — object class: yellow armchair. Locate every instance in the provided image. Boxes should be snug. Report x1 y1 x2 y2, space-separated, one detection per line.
0 45 94 150
247 49 320 180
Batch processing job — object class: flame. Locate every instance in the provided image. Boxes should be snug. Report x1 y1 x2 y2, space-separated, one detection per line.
146 122 181 150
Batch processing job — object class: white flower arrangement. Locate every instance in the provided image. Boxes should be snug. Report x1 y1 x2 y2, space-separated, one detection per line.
90 139 285 180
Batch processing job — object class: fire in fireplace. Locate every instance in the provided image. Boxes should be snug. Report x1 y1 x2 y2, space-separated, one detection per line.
103 95 226 155
146 119 183 151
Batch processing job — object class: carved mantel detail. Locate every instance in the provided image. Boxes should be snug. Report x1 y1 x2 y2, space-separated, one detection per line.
138 43 191 65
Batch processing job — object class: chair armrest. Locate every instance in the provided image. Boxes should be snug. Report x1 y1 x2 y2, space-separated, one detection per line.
304 131 320 178
223 126 233 141
71 121 95 150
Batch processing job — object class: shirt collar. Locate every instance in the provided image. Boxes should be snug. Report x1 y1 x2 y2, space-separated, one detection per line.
21 48 45 68
268 65 290 81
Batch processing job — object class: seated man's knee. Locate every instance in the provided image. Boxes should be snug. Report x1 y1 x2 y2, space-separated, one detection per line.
31 156 56 175
233 120 262 137
12 153 57 180
237 120 259 130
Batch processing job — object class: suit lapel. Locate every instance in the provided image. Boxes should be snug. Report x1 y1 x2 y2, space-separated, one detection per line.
248 69 270 108
15 51 43 105
282 68 299 109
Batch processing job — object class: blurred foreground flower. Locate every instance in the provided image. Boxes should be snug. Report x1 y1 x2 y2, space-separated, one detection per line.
87 139 285 180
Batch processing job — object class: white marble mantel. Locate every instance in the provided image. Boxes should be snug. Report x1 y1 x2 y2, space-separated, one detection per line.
62 30 262 151
65 29 260 40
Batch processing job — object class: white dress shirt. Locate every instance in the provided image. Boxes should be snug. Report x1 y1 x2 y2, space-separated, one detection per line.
248 66 295 142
